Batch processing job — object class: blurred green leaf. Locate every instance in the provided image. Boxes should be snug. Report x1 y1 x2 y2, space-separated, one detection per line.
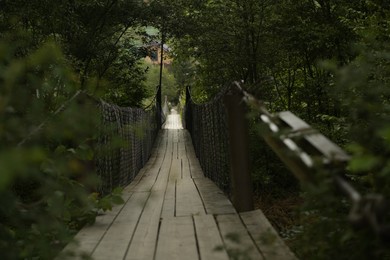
349 155 380 173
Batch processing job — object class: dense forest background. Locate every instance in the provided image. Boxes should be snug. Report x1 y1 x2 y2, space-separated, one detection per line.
1 0 390 259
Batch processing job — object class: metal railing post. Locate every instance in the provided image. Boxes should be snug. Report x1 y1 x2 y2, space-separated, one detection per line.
224 89 254 212
185 86 192 132
156 85 162 128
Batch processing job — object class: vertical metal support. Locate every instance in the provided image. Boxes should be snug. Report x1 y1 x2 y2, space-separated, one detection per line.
185 86 192 132
156 85 162 128
224 91 254 212
157 30 165 129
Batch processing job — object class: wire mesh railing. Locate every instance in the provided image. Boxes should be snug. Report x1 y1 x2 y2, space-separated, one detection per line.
18 89 161 196
185 87 231 194
96 100 159 195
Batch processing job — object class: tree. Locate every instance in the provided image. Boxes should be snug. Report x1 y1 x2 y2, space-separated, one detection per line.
0 1 154 258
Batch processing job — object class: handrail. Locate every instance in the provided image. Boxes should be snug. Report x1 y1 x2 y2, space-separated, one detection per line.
17 89 161 196
185 82 390 239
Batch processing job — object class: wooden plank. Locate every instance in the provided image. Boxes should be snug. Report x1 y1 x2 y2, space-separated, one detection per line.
173 128 179 143
156 130 176 217
193 178 236 215
155 216 199 260
60 200 127 258
278 111 349 162
60 131 168 259
92 192 150 260
187 157 204 179
216 214 264 260
181 157 192 179
278 111 310 131
125 190 165 260
169 150 181 181
59 190 134 258
177 130 191 179
152 131 174 191
177 130 186 160
132 130 173 192
240 209 298 260
187 154 204 179
179 130 192 179
183 131 204 179
125 129 175 259
161 179 176 218
194 215 229 260
304 133 350 161
127 131 168 192
176 179 205 217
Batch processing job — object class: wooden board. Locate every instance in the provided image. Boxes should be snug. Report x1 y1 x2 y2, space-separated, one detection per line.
193 178 236 215
169 148 181 181
155 216 199 260
127 131 168 192
178 130 192 179
240 209 298 260
181 157 192 179
125 190 165 260
194 215 229 260
278 111 310 131
183 132 204 179
92 192 150 260
175 178 205 217
177 130 186 160
216 214 264 260
161 179 176 218
125 130 174 260
278 111 349 162
304 133 350 161
59 196 128 258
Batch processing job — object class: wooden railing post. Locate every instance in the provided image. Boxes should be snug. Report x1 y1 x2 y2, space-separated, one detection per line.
224 89 254 212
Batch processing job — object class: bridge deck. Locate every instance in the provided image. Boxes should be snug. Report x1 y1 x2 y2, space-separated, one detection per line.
62 112 296 260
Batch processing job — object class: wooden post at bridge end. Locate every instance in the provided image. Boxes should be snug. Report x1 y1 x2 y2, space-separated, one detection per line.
224 88 254 212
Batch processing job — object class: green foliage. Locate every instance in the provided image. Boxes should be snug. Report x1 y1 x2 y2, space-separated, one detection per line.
144 63 179 105
249 119 299 196
289 3 390 259
0 1 161 259
103 35 149 107
1 0 153 106
0 33 124 259
293 181 385 260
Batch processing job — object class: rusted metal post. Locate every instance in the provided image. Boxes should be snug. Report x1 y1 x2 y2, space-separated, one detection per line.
224 89 254 212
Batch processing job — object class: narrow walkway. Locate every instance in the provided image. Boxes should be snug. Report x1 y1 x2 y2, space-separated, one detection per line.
62 113 296 260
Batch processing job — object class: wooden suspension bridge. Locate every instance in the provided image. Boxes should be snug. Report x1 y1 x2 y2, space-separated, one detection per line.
62 110 296 260
56 82 383 260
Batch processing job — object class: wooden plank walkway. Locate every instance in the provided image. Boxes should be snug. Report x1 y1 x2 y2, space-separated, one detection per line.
61 111 297 260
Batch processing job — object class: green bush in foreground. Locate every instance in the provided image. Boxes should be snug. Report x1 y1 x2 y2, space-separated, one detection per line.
0 35 123 259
